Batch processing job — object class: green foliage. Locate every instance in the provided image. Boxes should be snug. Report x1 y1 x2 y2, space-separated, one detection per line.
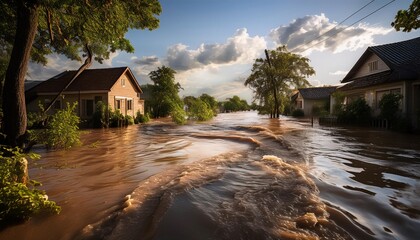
292 109 304 117
109 110 125 128
30 103 80 149
147 66 186 124
379 93 403 121
332 91 346 115
27 103 48 129
170 103 187 125
0 147 60 225
199 94 219 116
184 96 214 121
391 0 419 32
221 95 250 112
92 101 109 128
134 111 150 124
338 98 372 124
125 115 134 125
245 46 315 117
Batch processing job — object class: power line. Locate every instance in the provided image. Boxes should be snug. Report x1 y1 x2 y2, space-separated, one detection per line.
290 0 376 53
293 0 395 54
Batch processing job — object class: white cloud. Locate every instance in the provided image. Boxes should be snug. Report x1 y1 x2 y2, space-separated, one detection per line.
329 70 348 76
269 14 392 54
27 54 82 80
166 28 266 71
131 55 163 84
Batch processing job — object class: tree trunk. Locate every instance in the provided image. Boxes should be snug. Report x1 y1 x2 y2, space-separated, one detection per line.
2 1 39 146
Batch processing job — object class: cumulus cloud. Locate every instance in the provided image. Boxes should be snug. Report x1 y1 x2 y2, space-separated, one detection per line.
269 14 392 54
131 55 163 84
27 54 82 80
166 28 266 71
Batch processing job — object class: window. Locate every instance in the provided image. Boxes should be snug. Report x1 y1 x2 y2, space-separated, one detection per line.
121 78 126 87
115 99 122 110
368 60 378 72
127 99 133 110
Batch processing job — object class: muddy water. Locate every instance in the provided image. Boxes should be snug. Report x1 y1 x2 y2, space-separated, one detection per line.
1 112 419 240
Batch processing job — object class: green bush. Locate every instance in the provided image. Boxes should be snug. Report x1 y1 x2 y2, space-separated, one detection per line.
292 109 304 117
187 98 213 121
92 101 110 128
125 115 135 125
338 98 371 124
0 147 60 225
29 103 81 149
134 111 150 124
109 110 125 127
170 104 187 125
379 93 402 121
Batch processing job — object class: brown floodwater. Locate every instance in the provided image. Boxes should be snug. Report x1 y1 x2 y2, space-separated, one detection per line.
1 111 419 239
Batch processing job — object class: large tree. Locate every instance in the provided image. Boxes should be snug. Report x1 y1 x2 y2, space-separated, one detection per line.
245 46 314 118
148 66 185 119
0 0 161 146
392 0 419 32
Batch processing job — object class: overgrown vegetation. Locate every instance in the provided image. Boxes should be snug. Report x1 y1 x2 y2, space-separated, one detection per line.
337 98 372 124
0 147 60 226
29 103 80 149
184 96 214 121
220 95 250 112
134 111 150 124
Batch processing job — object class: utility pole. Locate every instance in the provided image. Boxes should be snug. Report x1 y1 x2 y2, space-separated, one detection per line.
264 49 280 118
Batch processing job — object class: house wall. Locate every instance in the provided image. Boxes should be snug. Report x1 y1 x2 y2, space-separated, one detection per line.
302 99 328 116
27 92 108 120
108 72 144 117
353 53 390 79
341 81 406 116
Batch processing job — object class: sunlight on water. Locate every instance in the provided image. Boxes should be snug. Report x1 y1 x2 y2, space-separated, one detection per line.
1 112 419 240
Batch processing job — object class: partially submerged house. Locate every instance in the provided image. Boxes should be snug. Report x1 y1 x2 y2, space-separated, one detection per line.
338 37 420 129
26 67 144 119
291 86 337 116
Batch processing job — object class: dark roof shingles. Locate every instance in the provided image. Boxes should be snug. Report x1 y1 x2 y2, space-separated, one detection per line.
28 67 129 93
298 87 337 100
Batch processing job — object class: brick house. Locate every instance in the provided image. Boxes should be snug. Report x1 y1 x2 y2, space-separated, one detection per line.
26 67 144 119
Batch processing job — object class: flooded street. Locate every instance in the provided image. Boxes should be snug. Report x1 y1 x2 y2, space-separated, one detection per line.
1 111 419 239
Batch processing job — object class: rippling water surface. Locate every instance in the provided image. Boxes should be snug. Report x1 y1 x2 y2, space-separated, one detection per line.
1 112 419 240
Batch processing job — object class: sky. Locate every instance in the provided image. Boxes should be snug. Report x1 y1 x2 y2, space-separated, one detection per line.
28 0 419 102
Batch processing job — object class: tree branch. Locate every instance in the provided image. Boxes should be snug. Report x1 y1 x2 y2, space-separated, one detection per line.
43 43 93 113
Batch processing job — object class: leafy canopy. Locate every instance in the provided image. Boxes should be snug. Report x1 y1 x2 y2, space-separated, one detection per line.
245 46 314 116
0 0 162 64
391 0 419 32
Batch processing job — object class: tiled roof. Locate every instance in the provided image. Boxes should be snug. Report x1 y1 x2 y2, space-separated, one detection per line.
27 67 141 94
342 37 420 83
298 86 337 100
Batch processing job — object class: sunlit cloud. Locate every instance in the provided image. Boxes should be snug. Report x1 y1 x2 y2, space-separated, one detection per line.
131 55 163 84
269 14 392 54
166 28 266 71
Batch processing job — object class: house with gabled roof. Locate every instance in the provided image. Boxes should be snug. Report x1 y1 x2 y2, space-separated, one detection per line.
338 37 420 129
26 67 144 119
291 86 337 116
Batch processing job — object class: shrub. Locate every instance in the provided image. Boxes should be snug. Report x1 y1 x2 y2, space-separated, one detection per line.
0 147 60 225
125 115 135 125
134 111 150 124
109 110 125 127
170 104 187 125
29 103 81 149
379 93 402 122
92 101 110 128
187 99 213 121
292 109 304 117
338 98 371 124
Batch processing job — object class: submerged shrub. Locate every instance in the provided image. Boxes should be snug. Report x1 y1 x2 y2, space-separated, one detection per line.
338 98 371 124
125 115 135 125
292 109 304 117
0 147 60 225
379 93 402 121
92 101 110 128
29 103 81 149
134 111 150 124
170 104 187 125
